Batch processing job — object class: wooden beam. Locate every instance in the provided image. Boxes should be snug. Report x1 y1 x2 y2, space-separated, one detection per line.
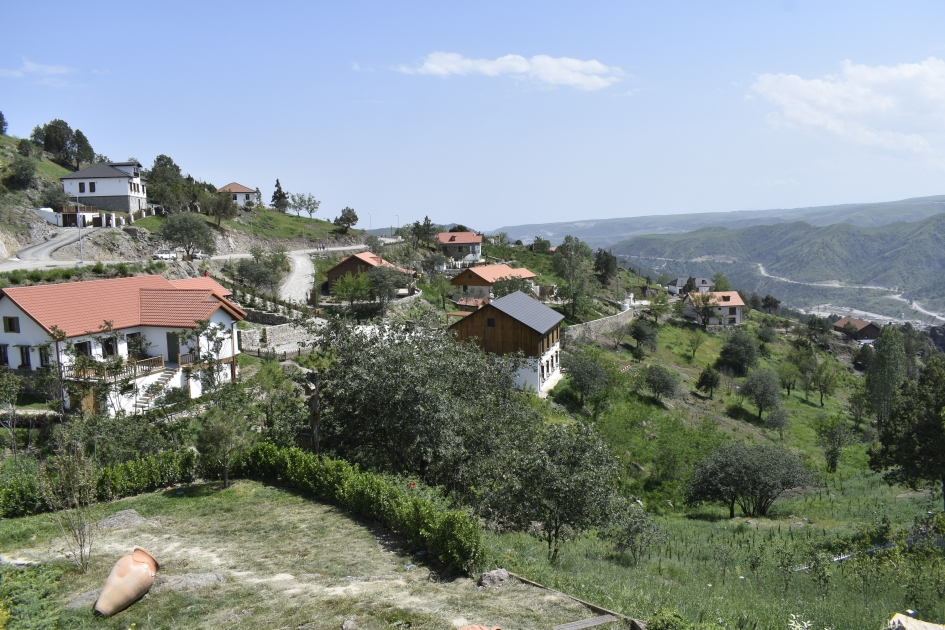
552 614 618 630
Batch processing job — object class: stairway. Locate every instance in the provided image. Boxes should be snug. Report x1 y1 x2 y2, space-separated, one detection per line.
133 367 179 412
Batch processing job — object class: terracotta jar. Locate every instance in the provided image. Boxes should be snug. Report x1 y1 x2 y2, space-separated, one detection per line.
94 547 160 616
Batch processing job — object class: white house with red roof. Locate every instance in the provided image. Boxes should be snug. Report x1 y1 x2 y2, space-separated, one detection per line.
682 291 745 326
217 182 256 207
436 231 483 263
0 275 245 415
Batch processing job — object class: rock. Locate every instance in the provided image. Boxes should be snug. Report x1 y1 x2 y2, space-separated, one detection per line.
67 588 102 609
152 573 226 593
478 568 510 588
342 615 358 630
95 509 161 530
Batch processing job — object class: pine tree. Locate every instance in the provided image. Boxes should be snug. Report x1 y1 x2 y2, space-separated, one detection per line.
866 327 906 436
271 179 289 212
0 111 7 135
73 130 94 170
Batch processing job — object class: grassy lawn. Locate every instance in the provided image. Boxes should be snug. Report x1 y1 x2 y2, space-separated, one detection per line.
132 210 351 243
0 481 592 629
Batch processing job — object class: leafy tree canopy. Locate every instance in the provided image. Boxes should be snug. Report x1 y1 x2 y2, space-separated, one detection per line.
0 111 7 135
553 235 595 320
158 212 216 258
742 368 782 419
594 248 618 284
717 329 759 376
333 207 358 233
491 275 534 299
271 179 289 212
646 364 679 401
711 272 733 291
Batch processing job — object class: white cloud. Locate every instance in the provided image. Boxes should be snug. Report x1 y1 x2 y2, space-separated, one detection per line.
398 52 624 91
751 57 945 153
0 58 71 79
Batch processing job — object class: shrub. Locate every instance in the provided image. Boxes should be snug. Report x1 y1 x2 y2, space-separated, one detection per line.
645 364 679 401
717 329 759 376
6 155 35 189
649 608 692 630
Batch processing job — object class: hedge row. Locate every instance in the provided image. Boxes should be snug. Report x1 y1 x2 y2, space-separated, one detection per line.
0 450 200 519
0 445 485 573
231 443 485 572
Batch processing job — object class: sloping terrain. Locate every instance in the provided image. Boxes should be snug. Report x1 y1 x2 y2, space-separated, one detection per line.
490 195 945 247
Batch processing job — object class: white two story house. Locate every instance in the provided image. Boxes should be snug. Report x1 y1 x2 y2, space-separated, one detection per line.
60 161 148 213
0 275 245 415
217 182 256 207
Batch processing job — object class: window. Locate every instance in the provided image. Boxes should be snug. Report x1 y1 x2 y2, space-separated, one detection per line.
78 182 86 193
0 345 7 366
89 182 96 193
729 307 737 315
487 318 495 327
722 295 730 302
3 317 19 333
39 346 50 367
129 183 133 193
232 194 237 201
245 193 250 201
462 285 468 293
728 318 737 325
74 341 91 356
102 338 117 356
18 347 30 369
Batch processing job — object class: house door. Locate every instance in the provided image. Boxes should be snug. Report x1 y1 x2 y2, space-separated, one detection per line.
166 332 179 363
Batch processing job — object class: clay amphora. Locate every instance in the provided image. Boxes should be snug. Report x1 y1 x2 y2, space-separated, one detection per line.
94 547 159 616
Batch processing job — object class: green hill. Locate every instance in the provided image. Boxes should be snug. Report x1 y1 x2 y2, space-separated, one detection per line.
490 195 945 248
611 215 945 317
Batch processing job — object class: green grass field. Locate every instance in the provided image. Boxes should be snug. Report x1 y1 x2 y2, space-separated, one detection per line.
132 209 348 242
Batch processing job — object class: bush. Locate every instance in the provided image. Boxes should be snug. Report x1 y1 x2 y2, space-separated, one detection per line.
649 608 692 630
717 329 759 376
645 364 679 401
757 325 777 343
6 155 35 189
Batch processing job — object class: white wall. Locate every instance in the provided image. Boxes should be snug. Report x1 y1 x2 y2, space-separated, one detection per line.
225 191 254 207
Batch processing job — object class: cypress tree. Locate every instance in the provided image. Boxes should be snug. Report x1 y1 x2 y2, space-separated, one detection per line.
865 326 906 436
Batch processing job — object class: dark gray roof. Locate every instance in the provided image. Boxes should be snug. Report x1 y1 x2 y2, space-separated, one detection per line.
60 163 136 180
668 277 689 287
490 291 564 334
694 278 714 287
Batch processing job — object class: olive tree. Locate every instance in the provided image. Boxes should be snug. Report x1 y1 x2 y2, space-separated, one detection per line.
646 364 679 402
686 443 811 518
563 349 610 406
159 212 216 258
815 413 855 473
696 365 721 399
604 502 667 565
717 329 759 376
742 368 782 420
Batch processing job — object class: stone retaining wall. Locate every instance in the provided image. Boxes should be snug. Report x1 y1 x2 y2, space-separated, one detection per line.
244 309 291 325
563 307 635 342
238 322 313 351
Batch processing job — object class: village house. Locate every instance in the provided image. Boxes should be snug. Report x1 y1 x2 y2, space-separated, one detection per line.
436 231 483 263
60 161 148 213
0 275 245 415
217 182 256 207
683 290 744 326
450 264 537 309
449 291 563 392
833 316 882 342
324 251 414 290
666 277 714 296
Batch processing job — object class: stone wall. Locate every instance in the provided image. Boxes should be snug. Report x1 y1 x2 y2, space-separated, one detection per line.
244 309 291 325
562 307 635 342
238 322 314 351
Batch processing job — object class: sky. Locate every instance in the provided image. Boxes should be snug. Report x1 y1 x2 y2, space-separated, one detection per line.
4 1 945 231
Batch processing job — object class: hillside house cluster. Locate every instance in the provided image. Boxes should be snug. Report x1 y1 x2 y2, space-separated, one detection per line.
0 275 244 415
324 251 415 290
450 291 563 392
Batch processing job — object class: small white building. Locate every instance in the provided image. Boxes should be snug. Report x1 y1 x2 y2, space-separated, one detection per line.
436 231 483 261
666 277 714 296
0 275 245 416
216 183 256 207
60 161 148 213
683 291 744 326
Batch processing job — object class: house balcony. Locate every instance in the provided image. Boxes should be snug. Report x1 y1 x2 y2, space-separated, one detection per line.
65 354 166 381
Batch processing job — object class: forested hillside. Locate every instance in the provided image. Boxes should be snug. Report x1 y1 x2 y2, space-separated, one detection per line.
612 214 945 318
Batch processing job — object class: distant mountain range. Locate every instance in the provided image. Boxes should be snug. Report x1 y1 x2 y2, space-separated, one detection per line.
490 195 945 248
610 213 945 322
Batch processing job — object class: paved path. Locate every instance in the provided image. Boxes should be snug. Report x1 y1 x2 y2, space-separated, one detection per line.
281 253 315 303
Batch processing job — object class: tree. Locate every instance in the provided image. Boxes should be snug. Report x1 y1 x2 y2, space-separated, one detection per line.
847 381 872 430
686 329 705 360
73 129 94 170
630 319 659 357
647 292 670 324
686 443 811 518
42 119 76 164
870 354 945 511
711 272 733 292
553 235 595 320
866 326 906 436
0 368 23 465
331 271 371 309
364 234 384 255
742 368 782 420
532 236 551 254
815 413 855 473
0 111 6 135
563 350 609 406
811 360 838 407
368 266 408 314
842 321 859 341
194 407 252 489
144 154 184 209
159 212 216 258
491 422 619 561
646 364 679 402
333 207 358 233
756 325 777 344
271 179 289 212
688 291 716 329
237 259 280 294
717 329 759 376
39 183 70 209
762 295 781 314
6 155 35 189
289 192 321 221
491 275 534 299
30 125 44 146
696 366 721 399
207 192 239 227
788 343 818 400
449 224 471 232
681 277 697 295
179 319 232 394
604 503 667 565
776 362 801 397
16 138 33 157
594 248 618 284
767 409 790 440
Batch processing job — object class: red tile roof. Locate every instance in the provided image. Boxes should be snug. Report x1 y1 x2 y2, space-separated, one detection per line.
0 275 244 338
333 251 414 276
216 182 255 194
685 290 745 307
169 277 233 297
436 231 482 245
833 316 876 331
450 264 536 285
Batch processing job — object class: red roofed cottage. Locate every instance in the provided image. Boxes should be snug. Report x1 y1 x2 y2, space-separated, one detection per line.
0 275 245 415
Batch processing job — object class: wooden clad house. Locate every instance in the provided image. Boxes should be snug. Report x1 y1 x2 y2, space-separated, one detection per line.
450 263 537 306
325 251 413 290
833 316 882 341
450 291 564 392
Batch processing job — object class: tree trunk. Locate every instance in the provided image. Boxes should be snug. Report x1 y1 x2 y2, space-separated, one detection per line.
729 499 735 519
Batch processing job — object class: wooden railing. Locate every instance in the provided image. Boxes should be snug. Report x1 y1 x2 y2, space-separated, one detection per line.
178 352 196 366
65 354 164 381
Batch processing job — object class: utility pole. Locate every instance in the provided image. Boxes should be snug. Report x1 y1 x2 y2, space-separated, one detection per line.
74 194 83 263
